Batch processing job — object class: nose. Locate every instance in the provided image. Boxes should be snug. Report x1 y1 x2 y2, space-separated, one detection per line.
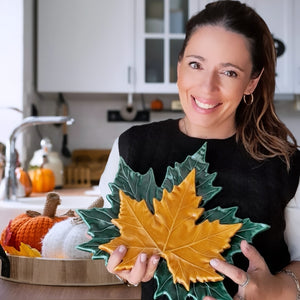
200 70 219 93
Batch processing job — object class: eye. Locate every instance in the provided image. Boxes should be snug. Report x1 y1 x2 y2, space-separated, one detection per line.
189 62 201 69
223 70 238 77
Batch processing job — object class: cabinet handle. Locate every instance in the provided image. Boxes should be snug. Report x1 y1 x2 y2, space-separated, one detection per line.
128 66 132 84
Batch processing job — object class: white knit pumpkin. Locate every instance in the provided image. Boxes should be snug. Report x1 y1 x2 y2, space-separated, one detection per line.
42 196 103 259
41 218 92 259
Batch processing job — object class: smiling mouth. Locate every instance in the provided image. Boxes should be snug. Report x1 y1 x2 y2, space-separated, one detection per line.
193 96 220 110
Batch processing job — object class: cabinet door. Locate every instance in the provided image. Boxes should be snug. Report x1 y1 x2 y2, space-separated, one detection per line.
294 0 300 94
37 0 135 93
135 0 200 94
248 0 293 94
199 0 294 95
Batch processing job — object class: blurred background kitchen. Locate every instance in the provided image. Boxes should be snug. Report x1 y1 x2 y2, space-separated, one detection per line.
1 0 300 188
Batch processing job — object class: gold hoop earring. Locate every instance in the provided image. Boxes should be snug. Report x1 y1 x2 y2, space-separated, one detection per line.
243 93 254 105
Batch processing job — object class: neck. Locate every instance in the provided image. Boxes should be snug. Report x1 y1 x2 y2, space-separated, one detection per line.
180 117 236 139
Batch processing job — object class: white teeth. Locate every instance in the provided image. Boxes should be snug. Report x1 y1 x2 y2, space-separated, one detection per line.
194 98 217 109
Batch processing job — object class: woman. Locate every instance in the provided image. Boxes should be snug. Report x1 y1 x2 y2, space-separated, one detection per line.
99 1 300 299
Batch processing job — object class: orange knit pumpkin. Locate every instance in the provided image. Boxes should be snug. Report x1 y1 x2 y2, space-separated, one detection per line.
28 167 55 193
0 213 32 250
0 193 67 252
15 167 32 197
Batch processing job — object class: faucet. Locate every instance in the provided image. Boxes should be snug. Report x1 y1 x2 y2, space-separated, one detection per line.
0 116 74 201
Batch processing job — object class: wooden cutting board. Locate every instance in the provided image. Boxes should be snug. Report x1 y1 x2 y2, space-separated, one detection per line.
1 255 121 286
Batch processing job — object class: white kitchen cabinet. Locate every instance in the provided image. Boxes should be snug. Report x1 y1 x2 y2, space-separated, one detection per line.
294 0 300 94
199 0 294 95
37 0 135 93
37 0 297 95
248 0 293 94
134 0 200 93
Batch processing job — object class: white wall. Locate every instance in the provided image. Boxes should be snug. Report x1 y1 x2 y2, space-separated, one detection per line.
275 100 300 142
0 0 23 150
32 93 300 167
32 93 183 166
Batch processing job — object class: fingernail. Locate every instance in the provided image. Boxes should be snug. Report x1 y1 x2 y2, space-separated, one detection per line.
118 245 126 253
152 257 160 265
242 240 250 250
210 259 219 267
140 253 147 263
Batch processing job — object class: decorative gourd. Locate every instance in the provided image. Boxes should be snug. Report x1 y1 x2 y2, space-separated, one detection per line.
150 98 163 111
42 196 104 259
42 219 92 259
15 167 32 197
0 213 36 250
0 192 68 252
28 156 55 193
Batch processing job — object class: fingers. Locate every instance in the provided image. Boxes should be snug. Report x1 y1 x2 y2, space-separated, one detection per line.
106 245 127 274
124 252 148 285
209 240 269 287
210 257 248 286
126 253 160 285
106 245 159 285
142 255 160 282
208 241 277 299
240 240 267 272
209 240 263 286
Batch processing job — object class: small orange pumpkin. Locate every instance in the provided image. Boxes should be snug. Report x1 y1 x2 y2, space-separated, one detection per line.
0 192 68 252
15 167 32 197
151 99 163 111
28 155 55 193
28 167 55 193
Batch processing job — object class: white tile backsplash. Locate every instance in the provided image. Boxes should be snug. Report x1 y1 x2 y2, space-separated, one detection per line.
23 94 300 168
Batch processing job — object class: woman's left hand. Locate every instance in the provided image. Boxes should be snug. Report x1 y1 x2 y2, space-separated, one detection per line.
203 240 289 300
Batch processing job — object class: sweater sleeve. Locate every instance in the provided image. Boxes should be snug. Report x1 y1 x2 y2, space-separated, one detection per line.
98 138 120 208
284 179 300 261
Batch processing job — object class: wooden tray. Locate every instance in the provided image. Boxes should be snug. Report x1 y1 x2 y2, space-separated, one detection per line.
0 255 121 286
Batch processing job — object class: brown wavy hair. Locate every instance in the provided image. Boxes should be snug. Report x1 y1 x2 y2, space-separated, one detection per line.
178 0 298 169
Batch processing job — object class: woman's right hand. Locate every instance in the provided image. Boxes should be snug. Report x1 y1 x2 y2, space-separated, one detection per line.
106 245 160 286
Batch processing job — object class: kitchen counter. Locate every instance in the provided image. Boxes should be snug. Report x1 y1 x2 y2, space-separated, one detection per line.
0 187 142 299
0 279 141 300
0 187 102 232
31 186 98 197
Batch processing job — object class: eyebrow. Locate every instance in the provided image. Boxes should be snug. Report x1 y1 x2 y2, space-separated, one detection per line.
186 55 205 61
186 55 245 72
221 62 245 72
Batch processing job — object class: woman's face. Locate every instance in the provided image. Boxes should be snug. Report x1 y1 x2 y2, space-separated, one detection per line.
177 25 261 139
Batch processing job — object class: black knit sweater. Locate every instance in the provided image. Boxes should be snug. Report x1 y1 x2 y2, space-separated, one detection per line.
118 119 300 299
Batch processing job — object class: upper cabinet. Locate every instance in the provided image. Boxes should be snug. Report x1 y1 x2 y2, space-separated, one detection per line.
199 0 295 95
134 0 200 93
37 0 200 94
37 0 297 95
248 0 293 94
37 0 135 93
294 0 300 94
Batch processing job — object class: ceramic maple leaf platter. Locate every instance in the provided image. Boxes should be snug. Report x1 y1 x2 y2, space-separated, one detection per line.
77 143 269 300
